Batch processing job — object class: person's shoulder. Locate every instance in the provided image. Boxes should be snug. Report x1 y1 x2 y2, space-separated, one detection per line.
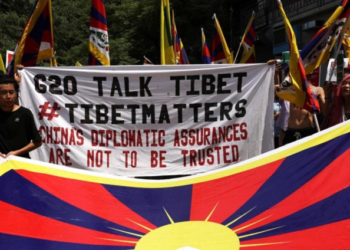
310 85 324 95
316 85 325 94
17 106 35 116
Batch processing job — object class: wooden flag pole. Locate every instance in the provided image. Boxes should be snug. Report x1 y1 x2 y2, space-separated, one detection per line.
313 114 321 132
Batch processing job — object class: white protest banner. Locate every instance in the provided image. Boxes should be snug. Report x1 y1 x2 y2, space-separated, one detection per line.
20 64 274 176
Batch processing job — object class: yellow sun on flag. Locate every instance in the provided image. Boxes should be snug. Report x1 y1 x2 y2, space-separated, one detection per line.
136 220 240 250
100 204 287 249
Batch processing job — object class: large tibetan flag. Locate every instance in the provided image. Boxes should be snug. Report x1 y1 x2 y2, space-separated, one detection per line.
6 0 54 76
300 0 350 75
239 12 256 64
179 38 190 64
211 14 233 64
1 118 350 248
277 0 320 113
88 0 110 66
202 28 211 64
160 0 175 65
171 10 181 64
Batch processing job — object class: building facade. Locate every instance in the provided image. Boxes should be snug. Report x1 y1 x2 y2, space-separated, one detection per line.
239 0 339 62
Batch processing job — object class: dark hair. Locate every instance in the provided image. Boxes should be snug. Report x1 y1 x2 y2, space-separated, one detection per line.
0 74 19 92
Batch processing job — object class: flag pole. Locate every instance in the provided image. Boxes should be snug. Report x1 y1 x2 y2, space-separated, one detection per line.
234 11 255 63
201 27 206 62
49 0 54 58
160 0 165 65
327 13 350 82
201 27 204 46
313 114 320 132
172 9 177 63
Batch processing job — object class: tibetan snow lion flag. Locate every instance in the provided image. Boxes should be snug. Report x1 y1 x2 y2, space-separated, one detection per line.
277 0 320 113
88 0 110 66
202 28 211 64
239 12 256 64
6 0 54 76
160 0 175 65
300 0 350 75
179 39 190 64
1 119 350 249
211 14 233 64
171 10 181 64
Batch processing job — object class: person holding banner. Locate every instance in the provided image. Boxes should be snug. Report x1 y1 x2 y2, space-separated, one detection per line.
13 64 24 85
322 74 350 129
0 74 42 159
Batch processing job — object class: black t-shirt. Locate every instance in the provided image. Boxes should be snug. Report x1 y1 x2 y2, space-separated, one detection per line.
0 106 41 158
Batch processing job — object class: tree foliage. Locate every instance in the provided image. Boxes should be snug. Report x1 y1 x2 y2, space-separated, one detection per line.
0 0 239 66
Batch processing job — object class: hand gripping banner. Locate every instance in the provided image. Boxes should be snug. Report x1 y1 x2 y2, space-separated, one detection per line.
1 121 350 249
19 64 274 176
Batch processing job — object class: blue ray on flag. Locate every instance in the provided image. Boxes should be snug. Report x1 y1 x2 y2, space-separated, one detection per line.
103 184 193 228
222 131 350 229
88 0 110 66
241 184 350 241
0 170 143 238
7 0 54 76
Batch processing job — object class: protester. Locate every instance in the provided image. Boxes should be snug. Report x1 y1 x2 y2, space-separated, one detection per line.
322 81 334 119
0 73 42 158
14 64 24 84
267 59 326 145
322 74 350 129
281 75 325 145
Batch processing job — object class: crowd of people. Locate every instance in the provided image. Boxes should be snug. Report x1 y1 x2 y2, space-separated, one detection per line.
0 62 349 159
